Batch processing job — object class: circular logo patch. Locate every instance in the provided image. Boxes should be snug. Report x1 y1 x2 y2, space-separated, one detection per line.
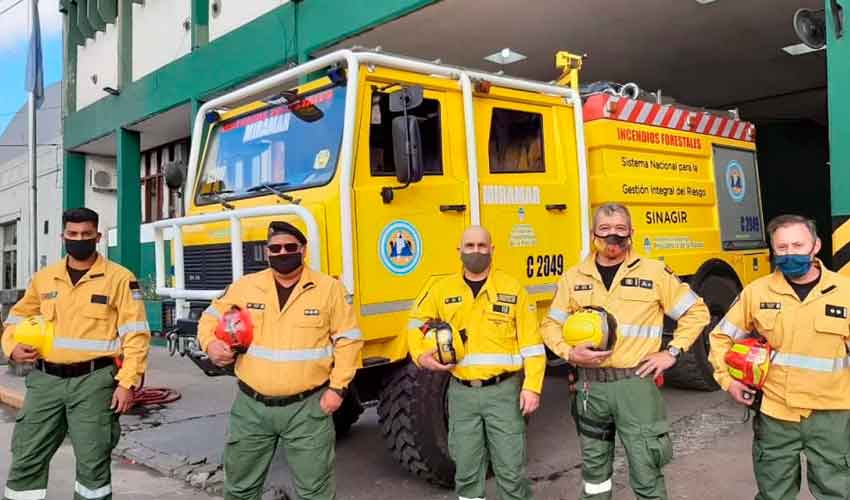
725 161 746 203
378 220 422 276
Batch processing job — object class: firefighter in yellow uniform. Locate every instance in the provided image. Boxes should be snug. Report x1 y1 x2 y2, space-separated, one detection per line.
541 204 709 500
198 221 362 500
408 226 545 500
710 215 850 500
2 208 151 500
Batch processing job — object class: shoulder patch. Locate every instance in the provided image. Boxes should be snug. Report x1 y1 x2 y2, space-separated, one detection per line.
825 304 848 319
497 293 517 304
574 284 593 292
444 296 463 304
759 302 781 310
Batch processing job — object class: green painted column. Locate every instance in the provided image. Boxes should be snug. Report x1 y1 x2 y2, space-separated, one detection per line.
116 128 142 275
828 1 850 273
191 0 209 50
63 152 86 210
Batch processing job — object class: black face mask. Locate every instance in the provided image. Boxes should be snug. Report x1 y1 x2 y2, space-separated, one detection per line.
593 233 630 248
65 238 97 261
269 253 303 275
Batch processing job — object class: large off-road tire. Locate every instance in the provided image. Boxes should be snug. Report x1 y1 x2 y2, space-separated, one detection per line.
333 388 364 436
377 362 454 487
664 274 741 391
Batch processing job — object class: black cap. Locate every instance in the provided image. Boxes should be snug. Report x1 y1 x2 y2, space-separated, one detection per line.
268 221 307 245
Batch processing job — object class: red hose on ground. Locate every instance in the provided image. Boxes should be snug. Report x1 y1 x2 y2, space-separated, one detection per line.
114 357 182 408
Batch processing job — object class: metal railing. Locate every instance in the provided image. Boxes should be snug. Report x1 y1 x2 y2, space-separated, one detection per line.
152 206 321 317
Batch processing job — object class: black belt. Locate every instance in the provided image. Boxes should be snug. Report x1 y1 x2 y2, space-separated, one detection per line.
238 380 327 407
577 367 640 383
35 357 114 378
455 371 518 388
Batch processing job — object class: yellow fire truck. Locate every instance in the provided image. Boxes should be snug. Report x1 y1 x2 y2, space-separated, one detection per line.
156 49 769 485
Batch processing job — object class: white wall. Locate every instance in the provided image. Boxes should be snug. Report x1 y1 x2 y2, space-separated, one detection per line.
209 0 289 41
0 144 63 287
76 23 120 110
84 156 118 258
133 0 192 81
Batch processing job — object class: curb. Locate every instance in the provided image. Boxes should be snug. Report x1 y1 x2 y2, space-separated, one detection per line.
0 383 24 409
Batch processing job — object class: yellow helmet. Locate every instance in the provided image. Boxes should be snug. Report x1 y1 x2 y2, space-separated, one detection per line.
421 320 466 365
13 316 54 357
562 307 617 350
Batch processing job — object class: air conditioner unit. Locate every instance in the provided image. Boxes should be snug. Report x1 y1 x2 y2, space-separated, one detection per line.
90 166 117 192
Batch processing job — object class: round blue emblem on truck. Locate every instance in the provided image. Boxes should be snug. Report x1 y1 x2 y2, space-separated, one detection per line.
725 161 746 203
378 220 423 276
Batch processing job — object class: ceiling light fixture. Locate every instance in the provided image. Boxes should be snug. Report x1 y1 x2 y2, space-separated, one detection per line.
484 48 527 65
782 42 826 55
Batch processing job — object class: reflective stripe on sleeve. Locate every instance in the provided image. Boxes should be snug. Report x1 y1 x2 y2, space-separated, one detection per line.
668 290 698 321
117 321 150 337
3 314 23 326
718 318 748 340
202 306 222 320
520 344 546 358
547 307 568 325
407 318 424 330
331 328 362 342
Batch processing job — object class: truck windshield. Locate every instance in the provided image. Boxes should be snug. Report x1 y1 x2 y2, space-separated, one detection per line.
195 86 346 205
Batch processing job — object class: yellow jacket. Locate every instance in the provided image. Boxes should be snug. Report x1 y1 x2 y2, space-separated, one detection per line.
1 254 151 389
709 262 850 422
198 267 362 397
541 251 709 368
407 270 546 394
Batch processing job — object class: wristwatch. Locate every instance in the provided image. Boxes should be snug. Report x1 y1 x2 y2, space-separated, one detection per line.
667 346 682 359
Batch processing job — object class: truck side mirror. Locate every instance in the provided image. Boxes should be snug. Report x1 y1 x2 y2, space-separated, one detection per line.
164 162 187 191
391 116 424 184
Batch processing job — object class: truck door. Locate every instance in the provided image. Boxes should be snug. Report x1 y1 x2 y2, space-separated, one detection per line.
353 83 468 330
474 97 583 298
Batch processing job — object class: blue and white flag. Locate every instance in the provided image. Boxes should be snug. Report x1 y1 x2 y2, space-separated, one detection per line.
25 0 44 109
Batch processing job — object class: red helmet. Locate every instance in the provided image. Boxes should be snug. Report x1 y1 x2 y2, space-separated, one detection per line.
214 306 254 353
725 336 773 389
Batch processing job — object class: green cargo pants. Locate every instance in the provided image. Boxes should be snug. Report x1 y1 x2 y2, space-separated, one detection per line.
224 388 335 500
447 375 533 500
753 411 850 500
4 365 121 500
572 377 672 500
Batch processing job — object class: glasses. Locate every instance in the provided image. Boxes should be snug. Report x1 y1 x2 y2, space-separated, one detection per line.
267 243 301 254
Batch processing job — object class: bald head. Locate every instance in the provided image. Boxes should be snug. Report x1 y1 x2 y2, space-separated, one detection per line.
459 226 493 252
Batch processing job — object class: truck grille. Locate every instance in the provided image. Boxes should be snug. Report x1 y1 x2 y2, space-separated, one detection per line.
183 242 268 290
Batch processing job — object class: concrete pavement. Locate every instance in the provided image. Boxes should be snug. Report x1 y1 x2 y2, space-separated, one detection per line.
0 348 818 499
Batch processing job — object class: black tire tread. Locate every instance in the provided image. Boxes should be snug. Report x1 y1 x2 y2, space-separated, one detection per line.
377 363 454 487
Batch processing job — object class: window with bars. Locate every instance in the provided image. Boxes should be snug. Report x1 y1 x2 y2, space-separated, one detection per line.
142 140 187 222
2 222 17 290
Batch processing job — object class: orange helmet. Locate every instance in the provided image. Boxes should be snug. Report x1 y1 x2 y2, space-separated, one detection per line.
214 306 254 354
725 337 773 389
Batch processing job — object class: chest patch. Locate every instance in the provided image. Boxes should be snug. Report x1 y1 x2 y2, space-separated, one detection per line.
825 304 848 319
40 291 57 300
444 296 462 305
574 284 593 292
247 303 265 310
304 308 320 316
759 302 781 310
492 304 510 314
90 294 108 305
497 293 517 304
621 278 654 289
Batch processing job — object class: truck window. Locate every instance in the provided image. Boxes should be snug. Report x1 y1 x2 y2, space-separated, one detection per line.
194 86 346 206
369 92 443 176
488 108 545 173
